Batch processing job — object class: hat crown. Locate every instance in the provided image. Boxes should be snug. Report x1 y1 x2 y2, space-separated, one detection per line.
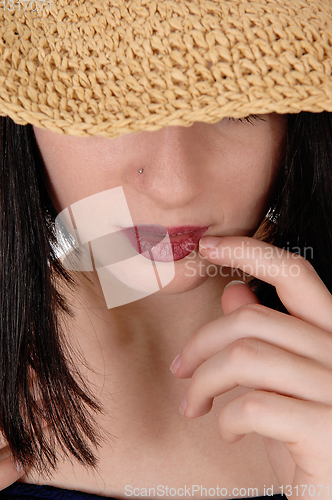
1 0 332 138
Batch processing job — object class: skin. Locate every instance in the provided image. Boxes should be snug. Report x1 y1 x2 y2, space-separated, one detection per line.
175 238 332 498
0 113 301 496
32 114 286 297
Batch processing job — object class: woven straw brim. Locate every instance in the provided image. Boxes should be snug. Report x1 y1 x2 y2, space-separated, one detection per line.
1 0 332 139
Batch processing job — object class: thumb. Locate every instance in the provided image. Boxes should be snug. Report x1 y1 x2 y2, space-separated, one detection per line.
221 280 261 315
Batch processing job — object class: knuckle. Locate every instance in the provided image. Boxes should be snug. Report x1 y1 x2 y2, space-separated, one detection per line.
226 337 260 367
240 391 268 420
234 303 268 329
292 254 316 275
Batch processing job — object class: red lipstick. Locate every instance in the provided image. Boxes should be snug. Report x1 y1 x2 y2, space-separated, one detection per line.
119 225 210 262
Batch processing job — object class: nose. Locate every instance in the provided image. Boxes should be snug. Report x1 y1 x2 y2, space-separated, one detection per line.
126 126 202 209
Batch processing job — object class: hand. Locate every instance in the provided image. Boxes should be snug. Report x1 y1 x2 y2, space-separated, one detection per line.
170 236 332 499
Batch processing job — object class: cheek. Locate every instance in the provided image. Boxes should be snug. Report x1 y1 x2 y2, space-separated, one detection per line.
33 128 117 212
33 128 84 210
220 134 283 233
46 160 87 211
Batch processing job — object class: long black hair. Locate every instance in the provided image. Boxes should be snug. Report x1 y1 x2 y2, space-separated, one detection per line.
0 111 332 476
250 111 332 309
0 116 106 477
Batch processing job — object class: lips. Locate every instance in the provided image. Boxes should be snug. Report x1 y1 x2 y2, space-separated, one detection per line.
119 225 210 262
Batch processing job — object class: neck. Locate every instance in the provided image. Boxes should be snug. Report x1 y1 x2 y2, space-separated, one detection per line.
57 270 229 381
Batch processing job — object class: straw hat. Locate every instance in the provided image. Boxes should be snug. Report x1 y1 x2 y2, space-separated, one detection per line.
1 0 332 139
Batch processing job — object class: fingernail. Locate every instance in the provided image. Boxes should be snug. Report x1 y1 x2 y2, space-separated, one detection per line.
170 353 181 374
179 394 187 416
199 237 221 250
224 280 246 291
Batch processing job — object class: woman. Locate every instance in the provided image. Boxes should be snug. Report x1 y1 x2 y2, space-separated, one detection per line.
1 0 332 498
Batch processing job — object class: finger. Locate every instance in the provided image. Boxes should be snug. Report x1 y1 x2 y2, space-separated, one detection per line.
217 391 332 480
199 236 332 332
174 303 332 379
221 281 260 315
171 282 260 377
182 338 332 418
0 455 25 490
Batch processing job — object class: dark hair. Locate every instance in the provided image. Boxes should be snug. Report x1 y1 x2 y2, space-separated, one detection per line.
1 111 332 476
250 111 332 310
0 116 106 477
